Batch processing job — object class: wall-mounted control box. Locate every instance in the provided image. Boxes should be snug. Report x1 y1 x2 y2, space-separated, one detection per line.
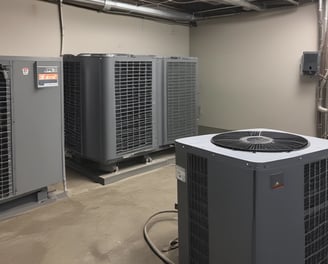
301 51 319 76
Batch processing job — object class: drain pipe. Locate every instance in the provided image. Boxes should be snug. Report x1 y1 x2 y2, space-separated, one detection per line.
50 0 195 22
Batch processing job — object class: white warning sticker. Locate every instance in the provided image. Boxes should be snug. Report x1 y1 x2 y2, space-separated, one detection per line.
176 165 186 183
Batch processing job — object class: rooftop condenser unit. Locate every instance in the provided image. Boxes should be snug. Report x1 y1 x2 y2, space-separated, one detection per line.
0 56 64 206
176 129 328 264
161 57 198 146
63 54 159 169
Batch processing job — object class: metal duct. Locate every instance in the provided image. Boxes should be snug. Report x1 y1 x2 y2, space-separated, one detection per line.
53 0 195 22
221 0 262 11
104 1 195 21
284 0 299 5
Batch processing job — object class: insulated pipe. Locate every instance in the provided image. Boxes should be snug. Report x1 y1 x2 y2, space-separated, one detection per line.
63 0 105 9
52 0 195 22
284 0 299 5
221 0 262 11
319 0 324 50
104 1 195 21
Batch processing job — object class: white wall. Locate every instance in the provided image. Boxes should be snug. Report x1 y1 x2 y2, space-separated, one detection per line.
191 4 318 136
0 0 189 57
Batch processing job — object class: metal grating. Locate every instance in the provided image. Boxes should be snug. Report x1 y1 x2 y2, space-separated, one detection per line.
304 159 328 264
63 61 82 154
166 61 197 143
187 153 209 264
115 61 153 154
0 65 13 200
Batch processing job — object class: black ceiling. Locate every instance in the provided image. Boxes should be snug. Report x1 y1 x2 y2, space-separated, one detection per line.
118 0 315 19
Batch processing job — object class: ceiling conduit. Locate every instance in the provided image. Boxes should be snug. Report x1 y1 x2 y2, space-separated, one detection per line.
52 0 195 22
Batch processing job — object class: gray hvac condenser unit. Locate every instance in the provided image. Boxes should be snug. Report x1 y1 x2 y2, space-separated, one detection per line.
63 54 159 168
0 56 64 205
161 57 198 146
176 129 328 264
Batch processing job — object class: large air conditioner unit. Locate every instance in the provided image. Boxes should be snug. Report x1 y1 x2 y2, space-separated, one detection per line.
0 56 64 206
176 129 328 264
63 54 159 169
161 57 199 146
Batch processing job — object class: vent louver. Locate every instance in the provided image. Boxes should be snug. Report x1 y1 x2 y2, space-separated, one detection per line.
64 61 82 154
187 153 209 264
304 160 328 264
0 65 13 200
115 61 153 155
166 61 197 142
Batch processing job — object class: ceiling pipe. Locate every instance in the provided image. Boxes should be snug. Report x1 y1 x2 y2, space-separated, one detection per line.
47 0 195 22
62 0 105 9
284 0 299 5
220 0 262 11
104 1 195 21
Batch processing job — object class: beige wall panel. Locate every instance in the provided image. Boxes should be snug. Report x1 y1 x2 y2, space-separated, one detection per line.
63 5 189 56
191 4 318 136
0 0 189 57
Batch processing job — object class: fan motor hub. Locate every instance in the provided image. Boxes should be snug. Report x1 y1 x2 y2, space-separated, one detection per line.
240 136 273 144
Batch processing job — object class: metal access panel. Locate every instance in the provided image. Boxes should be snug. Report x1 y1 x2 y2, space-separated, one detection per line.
64 54 159 165
163 57 199 145
0 56 64 202
176 146 254 264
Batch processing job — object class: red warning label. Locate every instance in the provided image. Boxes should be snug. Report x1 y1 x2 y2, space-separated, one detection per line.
38 73 58 80
36 65 59 88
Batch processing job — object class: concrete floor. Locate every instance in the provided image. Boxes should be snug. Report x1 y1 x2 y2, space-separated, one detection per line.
0 165 178 264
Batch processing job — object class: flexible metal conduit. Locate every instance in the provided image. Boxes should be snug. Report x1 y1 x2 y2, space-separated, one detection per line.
56 0 195 22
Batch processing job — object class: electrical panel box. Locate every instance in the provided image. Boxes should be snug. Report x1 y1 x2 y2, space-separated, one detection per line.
301 51 319 76
0 56 64 205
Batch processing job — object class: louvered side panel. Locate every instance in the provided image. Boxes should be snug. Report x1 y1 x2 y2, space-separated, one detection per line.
166 60 197 143
0 65 13 200
115 60 153 155
187 153 209 264
64 61 82 154
304 160 328 264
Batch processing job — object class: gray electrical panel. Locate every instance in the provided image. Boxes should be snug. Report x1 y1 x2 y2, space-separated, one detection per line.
63 54 160 168
0 56 64 204
301 51 319 75
176 129 328 264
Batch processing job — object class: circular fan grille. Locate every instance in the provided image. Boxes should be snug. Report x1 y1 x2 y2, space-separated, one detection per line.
211 130 308 152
